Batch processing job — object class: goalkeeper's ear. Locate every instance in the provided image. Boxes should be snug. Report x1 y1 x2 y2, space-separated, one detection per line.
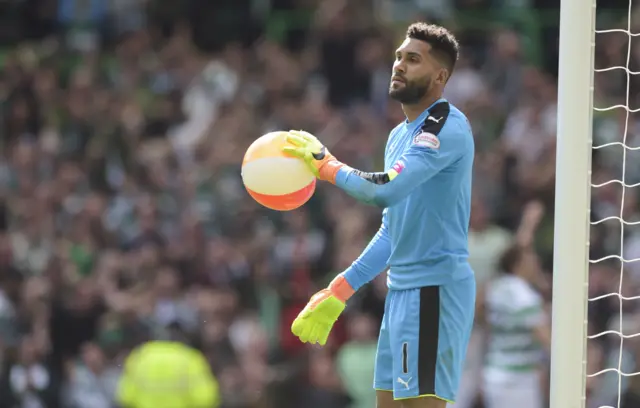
435 68 449 85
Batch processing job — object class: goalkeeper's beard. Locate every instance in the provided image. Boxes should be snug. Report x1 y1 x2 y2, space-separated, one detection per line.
389 76 432 104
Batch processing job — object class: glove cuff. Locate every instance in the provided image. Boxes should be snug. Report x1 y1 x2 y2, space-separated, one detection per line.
328 275 355 303
319 160 345 184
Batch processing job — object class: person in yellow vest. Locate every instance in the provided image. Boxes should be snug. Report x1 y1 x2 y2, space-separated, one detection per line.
116 338 220 408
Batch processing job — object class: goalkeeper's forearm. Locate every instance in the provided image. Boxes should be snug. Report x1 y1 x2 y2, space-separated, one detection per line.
330 138 464 207
337 219 392 293
333 157 426 208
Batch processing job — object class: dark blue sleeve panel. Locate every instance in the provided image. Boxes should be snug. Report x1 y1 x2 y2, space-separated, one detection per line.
341 210 391 291
335 119 471 208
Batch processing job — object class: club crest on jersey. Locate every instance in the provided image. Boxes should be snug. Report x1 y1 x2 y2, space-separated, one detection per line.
413 131 440 150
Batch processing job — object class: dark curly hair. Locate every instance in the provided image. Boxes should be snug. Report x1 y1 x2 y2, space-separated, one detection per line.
406 22 460 77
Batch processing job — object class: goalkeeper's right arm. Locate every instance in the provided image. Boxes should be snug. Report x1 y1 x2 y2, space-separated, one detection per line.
290 210 392 345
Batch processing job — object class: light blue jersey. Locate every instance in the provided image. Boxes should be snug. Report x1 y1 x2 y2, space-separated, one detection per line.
337 99 475 290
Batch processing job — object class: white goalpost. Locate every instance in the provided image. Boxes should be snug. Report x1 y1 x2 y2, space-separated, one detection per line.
550 0 595 408
552 0 640 406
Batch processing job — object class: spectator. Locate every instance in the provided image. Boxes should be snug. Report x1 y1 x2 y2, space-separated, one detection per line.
0 336 61 408
62 342 120 408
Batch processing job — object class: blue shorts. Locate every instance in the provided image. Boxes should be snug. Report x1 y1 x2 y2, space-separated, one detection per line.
373 275 476 402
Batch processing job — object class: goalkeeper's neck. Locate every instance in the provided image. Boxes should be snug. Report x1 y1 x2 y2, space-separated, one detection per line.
402 92 443 122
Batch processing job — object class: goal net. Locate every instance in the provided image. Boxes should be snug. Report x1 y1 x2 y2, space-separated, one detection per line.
552 1 640 408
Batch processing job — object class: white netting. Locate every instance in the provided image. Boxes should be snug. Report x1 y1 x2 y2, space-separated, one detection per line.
589 2 640 407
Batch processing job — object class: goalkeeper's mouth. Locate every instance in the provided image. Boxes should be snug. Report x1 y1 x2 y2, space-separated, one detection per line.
391 76 406 85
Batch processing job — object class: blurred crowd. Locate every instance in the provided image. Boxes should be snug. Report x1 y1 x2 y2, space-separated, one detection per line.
1 0 640 407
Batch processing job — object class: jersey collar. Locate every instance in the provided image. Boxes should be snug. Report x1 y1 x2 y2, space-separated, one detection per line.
404 97 448 131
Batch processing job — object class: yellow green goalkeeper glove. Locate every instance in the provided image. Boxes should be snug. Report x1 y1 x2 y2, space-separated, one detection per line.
283 130 345 184
291 275 355 345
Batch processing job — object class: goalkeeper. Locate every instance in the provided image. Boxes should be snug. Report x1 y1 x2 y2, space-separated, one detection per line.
116 339 220 408
284 23 475 408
